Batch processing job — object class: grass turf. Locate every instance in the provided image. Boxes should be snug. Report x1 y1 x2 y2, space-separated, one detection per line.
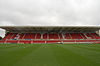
0 44 100 66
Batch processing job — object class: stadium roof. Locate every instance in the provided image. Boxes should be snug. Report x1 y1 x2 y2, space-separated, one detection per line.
0 26 100 33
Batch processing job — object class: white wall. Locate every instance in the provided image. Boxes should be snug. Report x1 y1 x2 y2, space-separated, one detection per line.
99 30 100 36
96 30 100 36
0 28 6 38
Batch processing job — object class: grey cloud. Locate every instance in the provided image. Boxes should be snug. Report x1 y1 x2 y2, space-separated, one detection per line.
0 0 100 26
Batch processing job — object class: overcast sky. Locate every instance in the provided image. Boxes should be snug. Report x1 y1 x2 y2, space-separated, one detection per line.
0 0 100 26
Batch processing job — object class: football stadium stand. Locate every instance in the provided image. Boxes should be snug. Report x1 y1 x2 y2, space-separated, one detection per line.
0 26 100 44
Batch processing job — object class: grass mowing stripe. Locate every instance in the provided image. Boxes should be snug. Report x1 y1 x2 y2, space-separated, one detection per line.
13 44 60 66
51 44 98 66
0 44 100 66
0 44 18 49
72 45 100 52
74 44 100 49
61 44 100 64
0 44 42 66
74 44 100 48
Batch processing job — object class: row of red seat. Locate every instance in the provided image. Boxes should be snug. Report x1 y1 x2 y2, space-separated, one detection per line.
3 33 100 40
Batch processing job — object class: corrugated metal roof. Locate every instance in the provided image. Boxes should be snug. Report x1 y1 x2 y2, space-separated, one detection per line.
0 26 100 33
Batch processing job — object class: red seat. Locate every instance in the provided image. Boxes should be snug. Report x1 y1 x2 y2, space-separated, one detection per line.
1 32 100 44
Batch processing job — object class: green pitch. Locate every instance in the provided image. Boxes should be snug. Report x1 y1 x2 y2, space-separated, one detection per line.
0 44 100 66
